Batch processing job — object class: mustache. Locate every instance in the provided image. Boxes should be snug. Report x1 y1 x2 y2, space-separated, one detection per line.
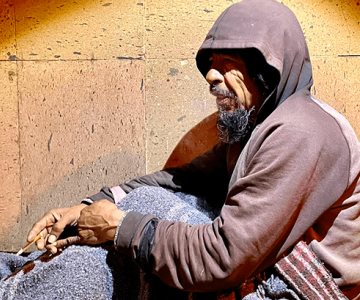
210 84 237 100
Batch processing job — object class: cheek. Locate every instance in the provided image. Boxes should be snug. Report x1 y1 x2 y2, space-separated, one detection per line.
224 73 243 91
247 80 262 100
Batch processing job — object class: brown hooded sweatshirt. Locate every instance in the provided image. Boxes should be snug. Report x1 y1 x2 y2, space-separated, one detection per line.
90 0 360 297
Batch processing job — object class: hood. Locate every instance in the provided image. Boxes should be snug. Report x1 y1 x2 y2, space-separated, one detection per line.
196 0 313 114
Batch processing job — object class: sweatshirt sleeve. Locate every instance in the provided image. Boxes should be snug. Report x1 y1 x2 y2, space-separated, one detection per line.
116 121 350 292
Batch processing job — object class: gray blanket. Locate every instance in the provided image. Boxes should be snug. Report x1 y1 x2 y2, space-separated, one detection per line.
0 187 220 300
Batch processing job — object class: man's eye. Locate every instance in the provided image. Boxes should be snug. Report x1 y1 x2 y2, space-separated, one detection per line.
223 62 235 71
225 59 237 65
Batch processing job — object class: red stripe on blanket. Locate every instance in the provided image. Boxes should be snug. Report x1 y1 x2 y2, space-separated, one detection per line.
275 241 348 300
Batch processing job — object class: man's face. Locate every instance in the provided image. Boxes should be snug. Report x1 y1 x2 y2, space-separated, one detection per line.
206 52 262 112
205 52 262 143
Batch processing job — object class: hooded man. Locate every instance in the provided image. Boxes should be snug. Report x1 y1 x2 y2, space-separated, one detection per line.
26 0 360 299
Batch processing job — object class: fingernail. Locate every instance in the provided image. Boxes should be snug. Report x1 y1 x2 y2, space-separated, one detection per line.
48 235 57 243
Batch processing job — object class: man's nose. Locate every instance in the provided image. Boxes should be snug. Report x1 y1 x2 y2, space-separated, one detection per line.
206 69 224 85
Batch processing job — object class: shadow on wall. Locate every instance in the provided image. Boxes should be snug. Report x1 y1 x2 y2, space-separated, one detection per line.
1 110 218 252
1 148 146 251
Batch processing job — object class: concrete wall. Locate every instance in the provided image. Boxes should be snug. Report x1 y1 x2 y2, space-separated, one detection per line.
0 0 359 251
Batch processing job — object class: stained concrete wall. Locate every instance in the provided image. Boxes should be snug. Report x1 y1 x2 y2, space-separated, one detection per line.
0 0 359 251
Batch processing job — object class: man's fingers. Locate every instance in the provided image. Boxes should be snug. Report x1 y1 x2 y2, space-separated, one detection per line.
27 209 61 242
46 236 82 254
56 236 82 248
46 243 59 255
27 217 51 242
34 229 49 250
48 214 75 244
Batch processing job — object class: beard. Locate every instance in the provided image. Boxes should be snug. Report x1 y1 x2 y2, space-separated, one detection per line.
210 84 256 144
217 106 255 144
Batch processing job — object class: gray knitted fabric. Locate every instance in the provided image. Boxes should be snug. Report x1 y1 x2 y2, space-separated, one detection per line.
242 275 301 300
0 187 219 300
118 186 218 224
0 246 113 300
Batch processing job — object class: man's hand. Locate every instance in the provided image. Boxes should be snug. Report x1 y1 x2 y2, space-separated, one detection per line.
27 203 87 250
48 200 126 253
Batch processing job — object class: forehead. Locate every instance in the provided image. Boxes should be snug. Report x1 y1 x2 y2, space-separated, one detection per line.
208 51 246 64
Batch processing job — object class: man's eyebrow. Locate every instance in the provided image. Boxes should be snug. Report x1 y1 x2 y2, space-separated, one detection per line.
222 54 242 61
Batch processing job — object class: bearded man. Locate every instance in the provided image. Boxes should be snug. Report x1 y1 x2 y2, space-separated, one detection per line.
6 0 359 299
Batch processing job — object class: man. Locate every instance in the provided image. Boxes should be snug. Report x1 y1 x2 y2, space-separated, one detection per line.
26 0 360 298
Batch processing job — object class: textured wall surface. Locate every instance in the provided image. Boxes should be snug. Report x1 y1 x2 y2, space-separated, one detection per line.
0 0 359 251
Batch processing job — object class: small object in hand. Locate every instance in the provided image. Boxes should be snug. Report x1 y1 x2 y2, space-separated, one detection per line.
16 233 42 256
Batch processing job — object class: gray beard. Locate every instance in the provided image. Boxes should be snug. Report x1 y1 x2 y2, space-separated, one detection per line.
217 107 255 144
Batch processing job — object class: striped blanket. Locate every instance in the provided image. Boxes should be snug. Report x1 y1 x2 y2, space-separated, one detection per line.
275 241 347 300
217 241 347 300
